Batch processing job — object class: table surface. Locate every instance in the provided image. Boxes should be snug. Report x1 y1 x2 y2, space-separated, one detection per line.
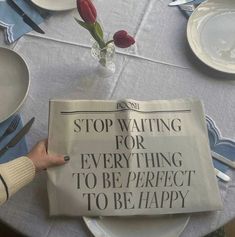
0 1 235 237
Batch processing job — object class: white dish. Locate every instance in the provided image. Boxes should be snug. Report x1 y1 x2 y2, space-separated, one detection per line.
83 214 190 237
31 0 76 11
187 0 235 73
0 47 29 123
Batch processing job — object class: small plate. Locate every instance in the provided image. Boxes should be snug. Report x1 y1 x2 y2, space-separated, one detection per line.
187 0 235 73
83 214 190 237
0 47 29 123
30 0 76 11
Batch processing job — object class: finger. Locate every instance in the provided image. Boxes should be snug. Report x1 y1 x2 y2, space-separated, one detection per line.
44 139 48 150
47 155 68 167
40 139 48 150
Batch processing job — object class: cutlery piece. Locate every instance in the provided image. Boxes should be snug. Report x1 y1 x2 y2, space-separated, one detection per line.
179 4 196 12
0 116 20 143
214 168 231 182
212 151 235 169
6 0 45 34
168 0 195 6
0 117 35 157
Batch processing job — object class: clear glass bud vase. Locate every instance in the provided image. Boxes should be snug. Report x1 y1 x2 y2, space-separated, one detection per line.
91 41 116 76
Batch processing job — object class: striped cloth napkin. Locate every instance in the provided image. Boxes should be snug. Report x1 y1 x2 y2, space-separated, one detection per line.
0 114 28 164
206 116 235 174
0 0 46 44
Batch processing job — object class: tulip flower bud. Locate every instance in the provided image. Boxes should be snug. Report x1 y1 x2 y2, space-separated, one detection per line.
113 30 135 48
77 0 97 24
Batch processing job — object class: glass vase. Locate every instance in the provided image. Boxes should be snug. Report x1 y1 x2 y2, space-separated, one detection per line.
91 41 116 76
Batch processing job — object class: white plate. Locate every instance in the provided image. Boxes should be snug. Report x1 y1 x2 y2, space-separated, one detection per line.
83 214 190 237
187 0 235 73
31 0 76 11
0 48 29 123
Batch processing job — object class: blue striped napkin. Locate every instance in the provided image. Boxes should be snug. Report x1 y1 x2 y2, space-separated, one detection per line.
0 0 46 44
0 114 28 164
206 116 235 174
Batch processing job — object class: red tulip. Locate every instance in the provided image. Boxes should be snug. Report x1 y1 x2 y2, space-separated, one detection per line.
113 30 135 48
77 0 97 24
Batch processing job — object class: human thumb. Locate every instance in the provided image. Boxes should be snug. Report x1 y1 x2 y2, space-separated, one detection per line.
47 155 70 168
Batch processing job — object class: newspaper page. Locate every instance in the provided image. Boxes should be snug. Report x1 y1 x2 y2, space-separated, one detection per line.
47 99 222 216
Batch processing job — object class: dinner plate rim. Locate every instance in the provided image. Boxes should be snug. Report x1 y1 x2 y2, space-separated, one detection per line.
30 0 76 11
0 47 30 123
187 0 235 74
83 215 190 237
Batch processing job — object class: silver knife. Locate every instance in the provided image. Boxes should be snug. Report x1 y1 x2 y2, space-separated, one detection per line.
212 151 235 169
0 117 35 157
214 168 231 182
168 0 195 6
7 0 45 34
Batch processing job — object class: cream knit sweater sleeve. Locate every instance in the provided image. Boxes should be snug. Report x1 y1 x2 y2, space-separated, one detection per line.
0 157 35 205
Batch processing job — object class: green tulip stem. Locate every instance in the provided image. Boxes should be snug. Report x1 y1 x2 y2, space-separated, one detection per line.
90 29 105 49
99 47 107 67
105 40 114 47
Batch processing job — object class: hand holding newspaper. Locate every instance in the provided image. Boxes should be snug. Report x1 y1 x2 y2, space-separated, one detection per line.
47 99 222 216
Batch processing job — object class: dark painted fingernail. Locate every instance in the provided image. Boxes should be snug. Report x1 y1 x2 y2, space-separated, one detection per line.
64 156 70 162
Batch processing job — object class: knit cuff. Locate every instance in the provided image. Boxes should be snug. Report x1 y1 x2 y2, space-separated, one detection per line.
0 157 35 198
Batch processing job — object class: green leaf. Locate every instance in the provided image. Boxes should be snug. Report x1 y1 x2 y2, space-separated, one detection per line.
74 18 106 49
94 22 104 40
74 18 93 31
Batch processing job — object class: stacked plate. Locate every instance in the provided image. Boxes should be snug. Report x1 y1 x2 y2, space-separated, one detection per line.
30 0 76 11
83 215 190 237
187 0 235 73
0 47 29 122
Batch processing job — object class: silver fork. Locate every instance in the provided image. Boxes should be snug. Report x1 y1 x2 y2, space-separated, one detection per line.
0 116 20 143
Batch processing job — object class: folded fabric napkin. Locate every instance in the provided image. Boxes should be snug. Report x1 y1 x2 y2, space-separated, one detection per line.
0 0 45 44
206 116 235 174
0 114 28 164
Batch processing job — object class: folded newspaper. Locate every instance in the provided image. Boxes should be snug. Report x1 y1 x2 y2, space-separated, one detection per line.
47 98 222 216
